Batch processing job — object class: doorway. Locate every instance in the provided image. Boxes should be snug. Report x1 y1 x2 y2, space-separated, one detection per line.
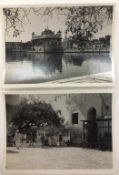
87 107 97 148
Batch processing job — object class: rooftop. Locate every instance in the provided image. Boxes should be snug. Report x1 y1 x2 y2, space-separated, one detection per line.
32 28 62 40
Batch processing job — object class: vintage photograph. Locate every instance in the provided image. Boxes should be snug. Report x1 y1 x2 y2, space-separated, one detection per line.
6 93 112 169
4 6 113 84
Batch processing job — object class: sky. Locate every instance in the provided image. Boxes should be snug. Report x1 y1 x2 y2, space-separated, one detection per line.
5 7 112 42
6 94 67 106
5 9 67 42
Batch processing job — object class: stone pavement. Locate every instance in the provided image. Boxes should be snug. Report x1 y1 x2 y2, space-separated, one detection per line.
43 71 113 84
6 147 112 170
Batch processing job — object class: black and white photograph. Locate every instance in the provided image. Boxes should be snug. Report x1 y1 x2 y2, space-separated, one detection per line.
6 93 112 170
4 6 113 84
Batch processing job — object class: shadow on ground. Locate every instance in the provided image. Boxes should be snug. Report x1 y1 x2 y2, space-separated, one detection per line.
7 150 19 154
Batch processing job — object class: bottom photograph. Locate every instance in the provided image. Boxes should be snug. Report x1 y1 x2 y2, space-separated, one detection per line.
5 93 112 170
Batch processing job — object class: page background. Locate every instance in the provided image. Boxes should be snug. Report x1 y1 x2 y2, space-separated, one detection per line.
0 0 119 175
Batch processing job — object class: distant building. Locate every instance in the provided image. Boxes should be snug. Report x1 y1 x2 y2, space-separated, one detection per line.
22 41 32 50
62 34 111 52
62 37 73 50
86 35 111 51
6 41 23 52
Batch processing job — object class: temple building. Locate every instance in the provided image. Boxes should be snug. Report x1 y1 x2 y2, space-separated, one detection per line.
6 29 63 53
30 29 63 53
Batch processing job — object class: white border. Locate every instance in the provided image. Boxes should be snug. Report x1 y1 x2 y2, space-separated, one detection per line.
0 0 119 175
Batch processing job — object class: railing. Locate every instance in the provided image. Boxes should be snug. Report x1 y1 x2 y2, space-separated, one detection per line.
81 118 112 150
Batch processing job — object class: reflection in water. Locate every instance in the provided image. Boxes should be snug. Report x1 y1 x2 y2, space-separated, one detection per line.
30 53 63 74
5 52 112 84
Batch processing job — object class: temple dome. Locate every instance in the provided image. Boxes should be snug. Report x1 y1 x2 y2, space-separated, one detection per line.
57 30 61 33
42 29 54 35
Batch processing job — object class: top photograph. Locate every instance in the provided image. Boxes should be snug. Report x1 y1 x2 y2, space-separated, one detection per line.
4 5 113 85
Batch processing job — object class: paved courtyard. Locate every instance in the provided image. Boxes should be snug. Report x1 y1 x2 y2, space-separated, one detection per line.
6 147 112 170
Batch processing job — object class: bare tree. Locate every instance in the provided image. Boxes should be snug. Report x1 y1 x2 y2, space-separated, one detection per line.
3 6 113 40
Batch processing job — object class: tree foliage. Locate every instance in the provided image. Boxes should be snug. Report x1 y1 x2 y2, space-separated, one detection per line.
3 6 113 41
66 6 112 39
3 7 68 37
10 99 64 133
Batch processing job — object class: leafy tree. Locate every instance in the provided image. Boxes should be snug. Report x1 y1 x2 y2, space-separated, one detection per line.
4 6 113 41
65 6 113 47
10 99 64 133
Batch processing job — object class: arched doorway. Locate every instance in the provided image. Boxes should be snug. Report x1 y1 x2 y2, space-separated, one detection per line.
87 107 96 121
87 107 97 148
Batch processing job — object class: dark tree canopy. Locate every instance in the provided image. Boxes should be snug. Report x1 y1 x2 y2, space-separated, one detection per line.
10 99 64 133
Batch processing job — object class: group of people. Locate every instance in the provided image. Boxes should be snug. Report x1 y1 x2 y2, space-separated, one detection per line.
14 130 70 149
37 133 70 146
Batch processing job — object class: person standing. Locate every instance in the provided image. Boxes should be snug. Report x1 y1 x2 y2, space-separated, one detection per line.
59 133 62 146
14 130 22 149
